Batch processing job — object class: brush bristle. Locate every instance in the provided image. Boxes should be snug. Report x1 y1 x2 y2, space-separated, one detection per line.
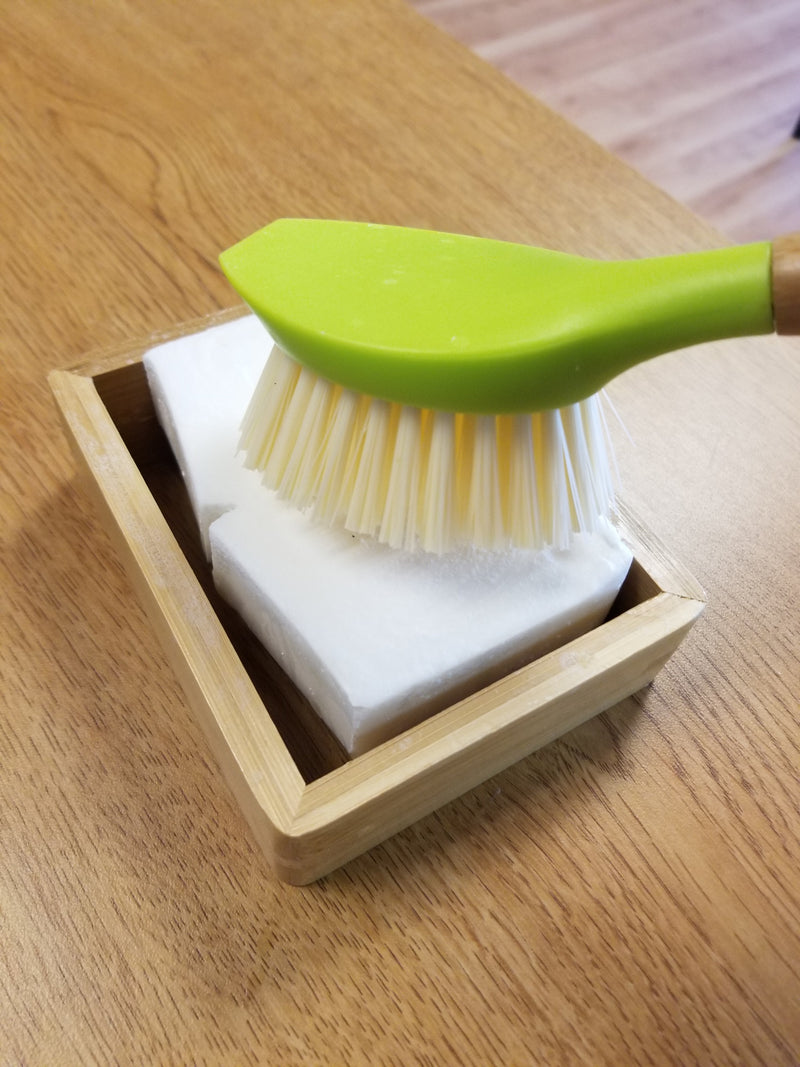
239 346 617 553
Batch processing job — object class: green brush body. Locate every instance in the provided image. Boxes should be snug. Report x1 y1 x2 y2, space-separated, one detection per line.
219 222 799 552
219 219 786 414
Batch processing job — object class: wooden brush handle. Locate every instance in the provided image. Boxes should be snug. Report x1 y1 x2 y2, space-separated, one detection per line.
772 233 800 334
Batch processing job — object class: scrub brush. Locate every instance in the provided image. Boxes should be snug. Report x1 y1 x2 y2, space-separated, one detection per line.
219 220 800 553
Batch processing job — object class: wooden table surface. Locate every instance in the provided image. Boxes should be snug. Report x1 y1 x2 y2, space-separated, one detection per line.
3 2 799 1063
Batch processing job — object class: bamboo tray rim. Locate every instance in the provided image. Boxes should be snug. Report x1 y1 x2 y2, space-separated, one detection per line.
49 309 705 883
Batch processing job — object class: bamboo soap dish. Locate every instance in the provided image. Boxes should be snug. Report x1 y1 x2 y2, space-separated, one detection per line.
50 309 705 884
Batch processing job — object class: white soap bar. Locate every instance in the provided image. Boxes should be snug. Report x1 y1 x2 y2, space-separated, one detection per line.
144 315 633 756
143 314 266 557
211 503 631 754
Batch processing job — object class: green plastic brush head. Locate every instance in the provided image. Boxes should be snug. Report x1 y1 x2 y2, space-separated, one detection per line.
219 218 774 414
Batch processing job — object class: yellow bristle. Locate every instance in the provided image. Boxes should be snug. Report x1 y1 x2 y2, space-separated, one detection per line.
238 346 617 554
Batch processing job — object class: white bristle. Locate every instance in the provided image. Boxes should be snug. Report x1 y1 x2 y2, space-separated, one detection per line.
504 413 541 546
313 385 361 525
465 415 506 550
239 345 300 469
239 346 618 554
381 405 423 551
265 365 317 488
285 372 336 508
344 397 393 538
420 409 456 554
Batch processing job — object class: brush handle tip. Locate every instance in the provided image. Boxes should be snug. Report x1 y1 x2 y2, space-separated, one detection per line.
772 233 800 334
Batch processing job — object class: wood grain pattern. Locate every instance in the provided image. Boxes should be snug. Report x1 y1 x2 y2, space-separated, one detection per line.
2 0 800 1063
411 0 800 243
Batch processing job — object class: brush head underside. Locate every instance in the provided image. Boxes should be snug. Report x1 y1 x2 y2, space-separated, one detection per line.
239 346 617 554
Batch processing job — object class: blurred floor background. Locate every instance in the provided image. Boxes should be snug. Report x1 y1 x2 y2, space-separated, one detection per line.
410 0 800 241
